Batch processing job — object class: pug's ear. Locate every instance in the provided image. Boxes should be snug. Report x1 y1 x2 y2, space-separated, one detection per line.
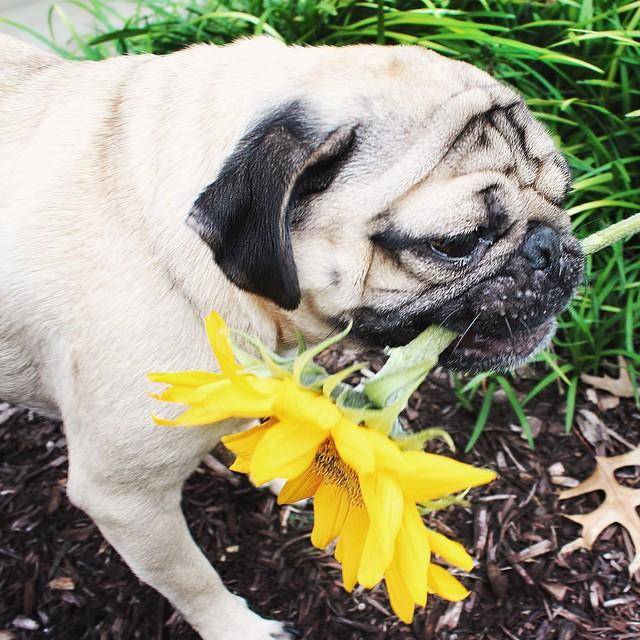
188 103 356 310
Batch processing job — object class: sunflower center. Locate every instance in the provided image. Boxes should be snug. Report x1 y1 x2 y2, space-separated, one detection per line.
312 439 364 507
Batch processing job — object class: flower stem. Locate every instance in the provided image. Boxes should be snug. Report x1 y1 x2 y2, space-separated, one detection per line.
581 212 640 255
364 326 456 409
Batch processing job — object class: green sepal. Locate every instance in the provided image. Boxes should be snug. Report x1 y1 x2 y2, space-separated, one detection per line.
230 329 291 375
395 427 455 453
419 489 470 514
292 322 353 384
337 397 405 435
322 362 365 398
298 362 330 390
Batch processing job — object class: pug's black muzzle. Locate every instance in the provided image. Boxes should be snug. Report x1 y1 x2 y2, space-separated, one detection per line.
351 224 584 372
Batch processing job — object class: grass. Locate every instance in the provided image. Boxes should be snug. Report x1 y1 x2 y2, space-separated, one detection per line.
3 0 638 447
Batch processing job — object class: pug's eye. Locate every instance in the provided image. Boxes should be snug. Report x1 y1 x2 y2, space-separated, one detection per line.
427 227 496 262
428 232 480 261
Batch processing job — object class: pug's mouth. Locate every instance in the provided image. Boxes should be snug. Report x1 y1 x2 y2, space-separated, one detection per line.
439 317 556 373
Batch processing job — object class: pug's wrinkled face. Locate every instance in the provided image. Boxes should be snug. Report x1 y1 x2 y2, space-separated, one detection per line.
189 41 583 372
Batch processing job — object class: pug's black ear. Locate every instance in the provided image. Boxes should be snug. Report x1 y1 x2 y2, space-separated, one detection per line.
188 103 356 310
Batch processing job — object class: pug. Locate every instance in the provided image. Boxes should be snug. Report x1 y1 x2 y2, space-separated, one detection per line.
0 34 583 639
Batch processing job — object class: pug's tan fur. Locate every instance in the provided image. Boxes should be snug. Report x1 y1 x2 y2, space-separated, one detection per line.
0 35 574 639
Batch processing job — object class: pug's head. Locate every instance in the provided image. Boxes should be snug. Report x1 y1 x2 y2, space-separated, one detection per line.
188 40 583 372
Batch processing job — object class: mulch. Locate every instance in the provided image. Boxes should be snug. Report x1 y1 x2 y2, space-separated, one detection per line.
1 351 639 640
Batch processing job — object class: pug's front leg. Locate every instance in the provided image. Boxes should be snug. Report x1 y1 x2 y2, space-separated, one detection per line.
65 427 291 640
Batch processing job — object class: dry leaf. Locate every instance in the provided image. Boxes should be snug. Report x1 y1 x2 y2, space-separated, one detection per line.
575 409 608 447
586 388 620 412
581 356 635 398
558 447 640 574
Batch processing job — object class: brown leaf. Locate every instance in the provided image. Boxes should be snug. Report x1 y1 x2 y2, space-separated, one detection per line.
586 388 620 412
575 409 608 447
558 447 640 574
581 356 635 398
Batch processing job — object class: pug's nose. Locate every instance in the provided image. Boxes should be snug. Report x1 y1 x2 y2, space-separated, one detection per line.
521 223 561 271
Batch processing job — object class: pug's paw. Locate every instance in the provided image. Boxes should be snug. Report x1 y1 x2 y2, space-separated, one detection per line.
205 594 295 640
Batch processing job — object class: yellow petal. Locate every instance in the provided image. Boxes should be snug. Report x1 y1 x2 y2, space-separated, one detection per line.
426 529 473 572
152 381 275 425
278 468 322 505
273 382 342 431
400 452 496 501
152 403 237 427
335 506 369 592
229 456 251 473
148 370 222 387
222 421 272 459
311 483 350 549
204 312 241 376
362 429 404 473
394 503 430 606
250 420 327 486
152 380 231 404
384 556 417 624
332 419 375 475
358 473 403 588
427 564 469 601
358 525 390 588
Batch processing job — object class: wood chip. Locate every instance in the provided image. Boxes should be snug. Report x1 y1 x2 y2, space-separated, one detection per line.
48 576 75 591
551 475 580 488
473 506 489 556
589 582 603 609
525 415 544 437
486 562 508 599
512 563 535 587
603 595 637 608
10 618 38 631
558 621 576 640
541 581 569 602
510 540 554 563
436 601 464 632
548 462 565 476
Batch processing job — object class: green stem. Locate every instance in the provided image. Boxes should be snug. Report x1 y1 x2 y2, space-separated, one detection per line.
581 211 640 255
363 326 456 408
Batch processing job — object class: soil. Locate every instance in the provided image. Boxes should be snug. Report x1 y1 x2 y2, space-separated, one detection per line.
1 353 639 640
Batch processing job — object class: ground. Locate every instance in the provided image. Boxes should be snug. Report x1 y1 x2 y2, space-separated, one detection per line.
1 350 639 640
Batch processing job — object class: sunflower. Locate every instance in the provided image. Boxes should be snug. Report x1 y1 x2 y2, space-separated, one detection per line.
150 312 496 623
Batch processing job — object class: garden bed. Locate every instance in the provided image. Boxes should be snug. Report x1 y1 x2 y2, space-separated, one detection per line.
1 357 639 640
